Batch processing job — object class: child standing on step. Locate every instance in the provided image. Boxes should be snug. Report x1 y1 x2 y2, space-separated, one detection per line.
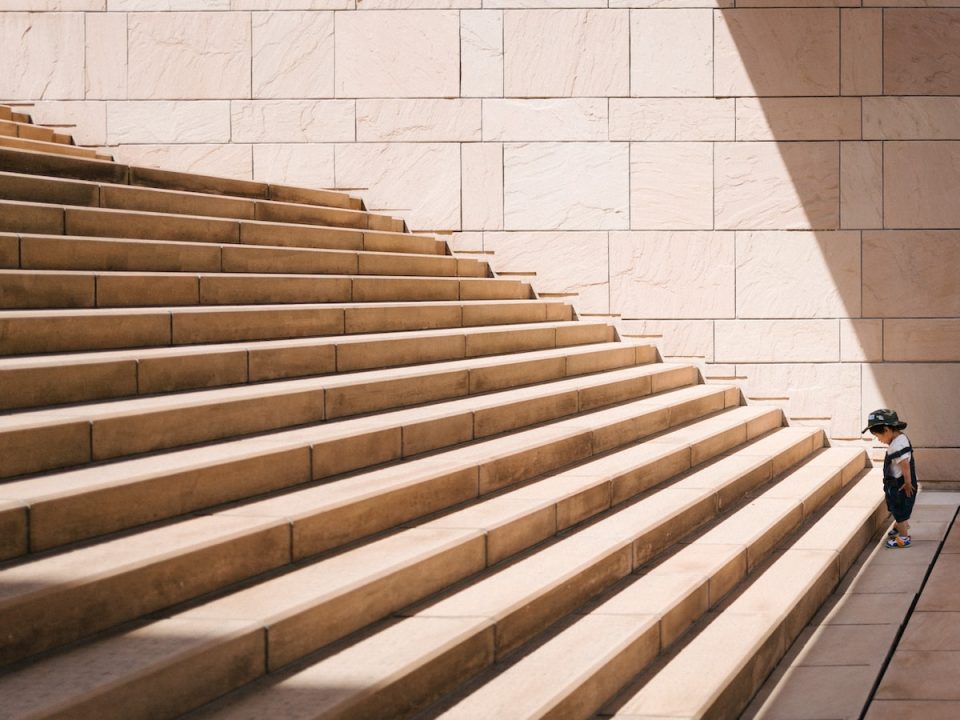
863 409 918 548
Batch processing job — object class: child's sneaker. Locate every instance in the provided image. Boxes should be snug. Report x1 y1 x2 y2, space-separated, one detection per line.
887 527 899 538
885 535 911 549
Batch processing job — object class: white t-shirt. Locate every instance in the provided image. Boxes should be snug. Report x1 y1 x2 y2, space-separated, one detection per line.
886 434 912 479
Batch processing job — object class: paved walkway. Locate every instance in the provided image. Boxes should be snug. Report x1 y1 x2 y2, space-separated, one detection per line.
745 490 960 719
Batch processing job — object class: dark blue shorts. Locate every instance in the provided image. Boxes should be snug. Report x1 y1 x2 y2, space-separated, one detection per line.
884 476 917 523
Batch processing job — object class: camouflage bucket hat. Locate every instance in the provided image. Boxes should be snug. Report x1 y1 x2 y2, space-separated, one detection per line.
862 408 908 434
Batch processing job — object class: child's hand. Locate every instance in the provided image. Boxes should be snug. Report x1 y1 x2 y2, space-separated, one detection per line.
903 483 914 498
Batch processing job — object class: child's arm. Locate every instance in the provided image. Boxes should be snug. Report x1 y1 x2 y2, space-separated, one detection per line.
899 457 914 497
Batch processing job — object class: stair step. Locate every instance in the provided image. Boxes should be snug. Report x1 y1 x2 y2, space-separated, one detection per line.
0 360 689 550
0 407 785 716
0 134 100 160
428 447 865 720
0 269 529 309
3 232 487 277
607 470 886 719
0 341 653 478
0 146 361 210
0 320 611 410
0 299 573 355
0 119 65 144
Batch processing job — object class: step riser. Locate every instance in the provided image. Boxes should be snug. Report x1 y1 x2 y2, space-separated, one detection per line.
8 363 683 552
0 324 612 412
0 147 128 184
0 301 571 355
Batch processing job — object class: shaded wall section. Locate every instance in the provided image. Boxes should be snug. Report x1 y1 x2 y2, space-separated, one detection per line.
1 1 958 479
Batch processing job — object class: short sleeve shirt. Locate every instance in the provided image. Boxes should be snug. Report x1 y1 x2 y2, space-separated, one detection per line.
886 434 912 479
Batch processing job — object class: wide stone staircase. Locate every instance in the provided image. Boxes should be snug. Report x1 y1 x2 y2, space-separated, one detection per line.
0 106 888 719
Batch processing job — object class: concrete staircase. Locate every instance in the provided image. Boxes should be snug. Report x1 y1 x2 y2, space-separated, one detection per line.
0 107 887 720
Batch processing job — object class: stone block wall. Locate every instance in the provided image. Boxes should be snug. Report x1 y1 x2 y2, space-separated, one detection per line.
3 1 959 479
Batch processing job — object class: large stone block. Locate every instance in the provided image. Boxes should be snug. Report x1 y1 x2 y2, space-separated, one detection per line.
609 99 734 141
107 101 231 144
360 0 478 7
6 1 103 8
461 10 502 96
252 144 335 188
631 9 712 97
127 12 250 99
357 100 481 142
841 319 882 363
883 320 960 363
630 142 713 230
863 364 960 448
840 142 882 229
0 13 84 100
503 142 629 231
736 231 861 319
715 142 839 230
841 9 881 96
484 232 609 314
714 320 840 363
461 144 503 230
233 1 352 9
618 319 715 362
483 99 607 142
864 98 960 140
335 143 460 230
736 98 860 141
715 9 839 96
28 101 107 146
252 11 334 99
85 12 126 99
114 144 253 180
863 231 960 318
609 231 735 319
111 0 229 7
737 363 861 439
503 9 629 97
884 143 960 229
612 0 731 6
884 10 960 95
335 10 459 97
231 100 355 143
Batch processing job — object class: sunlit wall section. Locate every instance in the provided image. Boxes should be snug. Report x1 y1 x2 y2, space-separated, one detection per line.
1 2 958 479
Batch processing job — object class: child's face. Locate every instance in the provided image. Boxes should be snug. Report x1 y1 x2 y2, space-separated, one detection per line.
871 426 893 444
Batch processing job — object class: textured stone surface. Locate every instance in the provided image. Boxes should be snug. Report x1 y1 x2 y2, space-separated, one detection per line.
715 142 839 230
0 12 84 100
251 144 335 188
715 9 839 96
85 12 127 99
503 143 629 231
252 11 334 99
631 9 712 97
736 98 860 141
461 144 503 231
883 321 960 362
863 232 960 318
884 10 960 95
841 142 883 229
737 363 861 438
631 142 713 230
484 232 608 314
864 98 960 140
609 231 735 319
483 99 607 142
114 144 253 180
335 10 459 97
357 100 480 142
715 320 840 363
841 9 882 96
231 101 355 143
27 102 107 146
736 231 861 319
503 9 629 97
107 102 231 144
127 12 251 99
335 143 460 230
609 98 734 141
885 142 960 229
460 10 502 97
841 319 882 363
618 319 715 361
863 364 960 447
